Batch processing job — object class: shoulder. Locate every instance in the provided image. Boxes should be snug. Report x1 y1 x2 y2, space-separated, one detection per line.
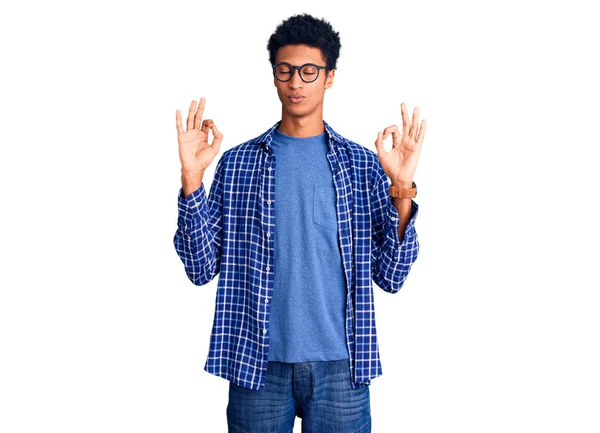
216 137 263 169
216 120 278 167
339 135 386 186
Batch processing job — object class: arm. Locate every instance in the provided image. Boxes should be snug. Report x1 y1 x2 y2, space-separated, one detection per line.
371 101 425 293
173 156 224 286
370 166 419 294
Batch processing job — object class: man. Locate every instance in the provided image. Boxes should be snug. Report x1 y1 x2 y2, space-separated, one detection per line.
173 13 425 433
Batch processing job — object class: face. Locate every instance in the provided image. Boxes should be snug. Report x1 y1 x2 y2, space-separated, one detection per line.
273 44 335 118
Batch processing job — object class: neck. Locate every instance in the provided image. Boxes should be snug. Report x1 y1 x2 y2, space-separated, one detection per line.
278 110 325 138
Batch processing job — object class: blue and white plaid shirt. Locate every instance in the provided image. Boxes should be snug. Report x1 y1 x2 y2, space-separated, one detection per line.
174 119 419 390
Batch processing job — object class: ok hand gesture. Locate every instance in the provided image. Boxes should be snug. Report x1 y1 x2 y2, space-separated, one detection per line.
176 97 222 173
374 102 426 184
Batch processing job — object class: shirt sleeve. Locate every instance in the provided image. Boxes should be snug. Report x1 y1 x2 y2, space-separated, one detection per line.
173 157 224 286
370 164 420 294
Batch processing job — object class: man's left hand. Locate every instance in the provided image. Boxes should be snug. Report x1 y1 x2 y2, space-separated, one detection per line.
374 102 426 185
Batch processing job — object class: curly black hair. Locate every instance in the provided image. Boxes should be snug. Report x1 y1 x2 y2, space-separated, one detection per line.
266 13 341 74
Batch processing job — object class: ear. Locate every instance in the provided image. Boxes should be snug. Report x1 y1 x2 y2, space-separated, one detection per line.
325 69 335 89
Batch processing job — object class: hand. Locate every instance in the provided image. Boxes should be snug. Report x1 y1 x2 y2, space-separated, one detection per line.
176 96 223 173
374 102 426 184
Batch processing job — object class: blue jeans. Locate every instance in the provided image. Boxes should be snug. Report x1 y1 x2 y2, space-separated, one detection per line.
226 358 371 433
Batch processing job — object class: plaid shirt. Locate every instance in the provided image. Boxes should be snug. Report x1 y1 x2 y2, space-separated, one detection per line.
174 119 419 390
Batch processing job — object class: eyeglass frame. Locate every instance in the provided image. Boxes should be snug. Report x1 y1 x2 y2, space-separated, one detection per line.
272 62 329 83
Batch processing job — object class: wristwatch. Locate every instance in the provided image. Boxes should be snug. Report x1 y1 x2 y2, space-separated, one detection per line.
389 181 417 199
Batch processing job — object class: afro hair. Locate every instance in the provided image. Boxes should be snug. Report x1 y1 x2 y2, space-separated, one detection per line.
267 13 341 74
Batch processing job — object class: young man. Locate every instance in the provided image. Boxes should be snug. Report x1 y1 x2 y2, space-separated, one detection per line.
173 13 425 433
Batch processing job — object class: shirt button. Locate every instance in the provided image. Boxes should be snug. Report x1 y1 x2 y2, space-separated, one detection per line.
267 200 271 204
263 329 267 334
265 298 269 303
268 167 272 171
266 233 270 237
266 266 270 271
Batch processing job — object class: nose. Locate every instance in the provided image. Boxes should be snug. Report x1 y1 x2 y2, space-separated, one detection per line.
289 69 304 89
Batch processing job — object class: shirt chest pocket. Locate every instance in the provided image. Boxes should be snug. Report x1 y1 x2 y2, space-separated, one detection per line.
313 183 338 231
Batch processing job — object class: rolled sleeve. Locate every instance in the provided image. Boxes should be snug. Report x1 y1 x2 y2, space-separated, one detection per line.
177 183 209 233
384 198 419 249
371 165 420 293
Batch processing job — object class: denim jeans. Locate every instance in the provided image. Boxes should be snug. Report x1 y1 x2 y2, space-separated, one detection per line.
226 358 371 433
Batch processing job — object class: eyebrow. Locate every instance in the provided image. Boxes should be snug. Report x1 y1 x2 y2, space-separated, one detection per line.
275 61 320 65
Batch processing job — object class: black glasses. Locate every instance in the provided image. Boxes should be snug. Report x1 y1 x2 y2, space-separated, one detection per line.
272 62 328 83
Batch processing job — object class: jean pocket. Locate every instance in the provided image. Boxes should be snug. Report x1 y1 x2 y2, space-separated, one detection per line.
313 183 338 231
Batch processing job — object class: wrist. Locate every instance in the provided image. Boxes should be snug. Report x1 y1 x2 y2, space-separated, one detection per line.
392 179 413 188
181 167 205 179
181 169 204 197
181 166 206 174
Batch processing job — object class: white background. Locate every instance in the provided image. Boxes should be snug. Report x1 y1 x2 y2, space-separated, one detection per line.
1 0 599 432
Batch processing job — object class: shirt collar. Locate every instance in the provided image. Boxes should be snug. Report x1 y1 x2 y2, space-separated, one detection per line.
251 119 346 154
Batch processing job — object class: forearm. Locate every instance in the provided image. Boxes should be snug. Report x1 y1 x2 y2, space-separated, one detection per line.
391 180 414 242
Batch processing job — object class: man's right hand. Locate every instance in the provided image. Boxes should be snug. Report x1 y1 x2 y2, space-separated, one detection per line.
176 97 223 196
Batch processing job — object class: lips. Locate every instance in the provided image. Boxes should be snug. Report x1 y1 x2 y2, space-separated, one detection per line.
289 96 304 103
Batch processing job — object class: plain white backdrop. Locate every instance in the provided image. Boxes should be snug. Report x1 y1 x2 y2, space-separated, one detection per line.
1 0 599 432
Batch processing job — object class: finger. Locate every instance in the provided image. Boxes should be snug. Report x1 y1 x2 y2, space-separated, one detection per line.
416 119 426 144
374 131 386 157
202 118 214 137
187 100 197 131
194 97 206 130
176 110 184 135
382 125 401 147
410 107 419 139
401 102 410 137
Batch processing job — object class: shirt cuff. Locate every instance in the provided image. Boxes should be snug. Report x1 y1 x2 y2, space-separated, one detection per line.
385 199 419 248
177 183 208 231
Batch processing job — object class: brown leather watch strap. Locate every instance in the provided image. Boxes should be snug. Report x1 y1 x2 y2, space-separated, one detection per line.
389 183 417 199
